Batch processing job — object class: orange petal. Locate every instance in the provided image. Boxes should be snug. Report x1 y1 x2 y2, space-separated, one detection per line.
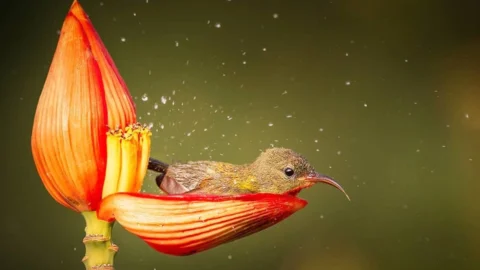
31 10 108 211
31 0 137 212
97 193 307 256
69 0 136 128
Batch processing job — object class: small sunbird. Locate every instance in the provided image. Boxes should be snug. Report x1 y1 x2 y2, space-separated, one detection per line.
148 148 349 200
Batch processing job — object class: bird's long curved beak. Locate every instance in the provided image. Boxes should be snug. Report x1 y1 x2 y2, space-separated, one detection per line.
305 172 351 201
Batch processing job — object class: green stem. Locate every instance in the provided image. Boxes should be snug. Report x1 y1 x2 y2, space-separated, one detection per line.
81 211 117 270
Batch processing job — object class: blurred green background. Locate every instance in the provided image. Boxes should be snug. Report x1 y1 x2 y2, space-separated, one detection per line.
1 0 479 269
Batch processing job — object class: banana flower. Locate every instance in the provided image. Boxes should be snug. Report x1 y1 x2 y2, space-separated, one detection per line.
31 1 306 269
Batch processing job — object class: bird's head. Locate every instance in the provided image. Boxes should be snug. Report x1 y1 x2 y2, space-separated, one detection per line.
250 148 350 200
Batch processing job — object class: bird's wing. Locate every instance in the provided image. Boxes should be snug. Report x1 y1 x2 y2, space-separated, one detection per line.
184 177 235 195
160 161 216 194
159 175 190 194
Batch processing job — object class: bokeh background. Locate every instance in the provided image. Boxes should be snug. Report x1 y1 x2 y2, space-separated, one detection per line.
1 0 479 269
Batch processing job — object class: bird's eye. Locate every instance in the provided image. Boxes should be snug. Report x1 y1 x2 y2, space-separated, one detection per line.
284 167 295 177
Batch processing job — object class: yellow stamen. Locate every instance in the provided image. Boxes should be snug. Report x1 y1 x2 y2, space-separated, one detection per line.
101 124 151 198
117 127 139 192
133 126 152 192
102 130 122 198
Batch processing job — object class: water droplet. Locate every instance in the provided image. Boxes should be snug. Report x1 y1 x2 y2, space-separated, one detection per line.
242 61 247 65
228 255 233 260
364 103 368 107
175 41 179 47
345 52 349 56
133 12 137 16
262 47 267 51
214 22 222 28
227 116 233 120
345 81 351 86
161 96 167 104
153 103 159 109
141 94 148 101
319 128 324 132
268 122 274 127
273 13 279 19
286 114 293 118
337 151 342 155
404 59 409 63
465 113 470 119
120 37 126 42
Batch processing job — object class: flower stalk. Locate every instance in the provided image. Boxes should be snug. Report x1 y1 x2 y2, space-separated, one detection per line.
82 211 117 270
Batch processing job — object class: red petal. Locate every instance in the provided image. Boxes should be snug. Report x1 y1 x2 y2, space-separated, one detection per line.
98 193 307 256
31 9 108 212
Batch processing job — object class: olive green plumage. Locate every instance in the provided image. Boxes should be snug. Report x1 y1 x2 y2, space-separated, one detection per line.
155 148 319 195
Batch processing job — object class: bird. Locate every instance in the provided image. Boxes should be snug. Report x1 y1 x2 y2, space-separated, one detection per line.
147 148 349 199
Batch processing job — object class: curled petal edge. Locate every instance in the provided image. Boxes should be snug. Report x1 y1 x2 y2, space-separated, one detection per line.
97 192 307 256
